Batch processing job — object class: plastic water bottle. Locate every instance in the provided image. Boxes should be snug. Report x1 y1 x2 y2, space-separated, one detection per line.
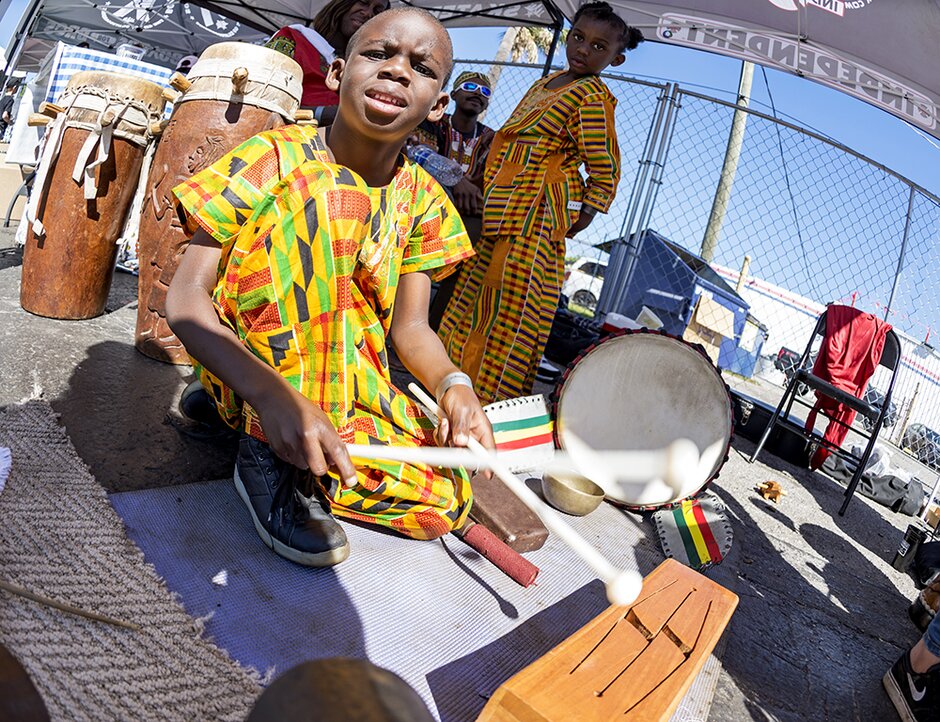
406 144 464 187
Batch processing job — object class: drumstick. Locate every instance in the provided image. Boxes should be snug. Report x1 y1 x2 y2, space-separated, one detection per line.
407 383 643 607
556 429 700 500
345 444 696 487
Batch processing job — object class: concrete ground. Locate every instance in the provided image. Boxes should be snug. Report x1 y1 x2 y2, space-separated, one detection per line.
0 225 926 721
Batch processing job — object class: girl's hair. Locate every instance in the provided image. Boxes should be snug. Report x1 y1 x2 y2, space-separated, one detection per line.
572 1 644 52
313 0 389 43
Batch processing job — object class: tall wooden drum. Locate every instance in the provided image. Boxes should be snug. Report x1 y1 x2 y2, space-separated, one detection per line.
134 42 303 364
20 71 165 319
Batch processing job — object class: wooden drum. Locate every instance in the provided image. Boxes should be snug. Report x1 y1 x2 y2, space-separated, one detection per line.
134 42 303 364
20 71 165 319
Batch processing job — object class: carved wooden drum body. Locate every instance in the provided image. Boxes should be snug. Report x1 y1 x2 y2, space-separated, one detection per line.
553 330 733 510
134 42 303 363
20 71 164 320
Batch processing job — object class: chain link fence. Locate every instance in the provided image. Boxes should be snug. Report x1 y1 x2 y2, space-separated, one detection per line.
453 59 940 472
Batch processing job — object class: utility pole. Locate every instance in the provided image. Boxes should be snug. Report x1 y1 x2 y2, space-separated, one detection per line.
735 254 752 295
701 60 754 263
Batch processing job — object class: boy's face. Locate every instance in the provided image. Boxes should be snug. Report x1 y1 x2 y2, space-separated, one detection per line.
327 13 450 141
565 16 625 76
453 83 490 116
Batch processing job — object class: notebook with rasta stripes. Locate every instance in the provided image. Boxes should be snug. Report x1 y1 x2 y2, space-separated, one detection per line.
483 395 555 472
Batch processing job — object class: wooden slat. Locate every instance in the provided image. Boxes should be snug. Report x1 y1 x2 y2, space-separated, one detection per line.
478 559 738 722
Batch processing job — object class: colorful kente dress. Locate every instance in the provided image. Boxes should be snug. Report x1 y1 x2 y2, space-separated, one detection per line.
173 124 476 540
438 72 620 403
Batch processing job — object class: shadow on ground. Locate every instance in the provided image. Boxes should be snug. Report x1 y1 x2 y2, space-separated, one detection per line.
707 436 919 721
51 338 236 492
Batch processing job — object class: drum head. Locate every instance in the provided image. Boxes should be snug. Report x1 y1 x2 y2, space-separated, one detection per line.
553 330 732 510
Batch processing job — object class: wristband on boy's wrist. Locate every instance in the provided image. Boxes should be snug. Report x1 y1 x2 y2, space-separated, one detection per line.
581 204 598 217
435 372 474 404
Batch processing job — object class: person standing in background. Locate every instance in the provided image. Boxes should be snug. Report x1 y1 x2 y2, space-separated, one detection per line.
438 2 643 402
266 0 388 125
0 81 20 140
414 71 496 329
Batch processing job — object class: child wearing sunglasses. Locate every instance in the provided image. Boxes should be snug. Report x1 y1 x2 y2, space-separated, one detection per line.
413 71 497 329
439 1 643 403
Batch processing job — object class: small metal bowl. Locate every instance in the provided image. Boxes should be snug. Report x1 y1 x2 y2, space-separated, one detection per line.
541 471 605 516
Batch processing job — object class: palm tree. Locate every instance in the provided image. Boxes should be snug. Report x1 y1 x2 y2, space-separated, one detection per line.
488 26 561 88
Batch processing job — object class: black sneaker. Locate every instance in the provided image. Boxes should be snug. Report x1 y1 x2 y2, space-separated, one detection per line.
179 381 226 427
883 650 940 722
234 434 350 567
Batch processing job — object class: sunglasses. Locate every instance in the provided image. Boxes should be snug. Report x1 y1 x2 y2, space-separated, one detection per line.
457 81 491 98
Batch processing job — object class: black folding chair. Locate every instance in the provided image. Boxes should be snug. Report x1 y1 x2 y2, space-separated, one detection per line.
750 308 902 516
4 166 34 227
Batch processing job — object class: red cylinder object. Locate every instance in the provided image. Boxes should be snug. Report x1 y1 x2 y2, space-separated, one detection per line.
458 522 540 587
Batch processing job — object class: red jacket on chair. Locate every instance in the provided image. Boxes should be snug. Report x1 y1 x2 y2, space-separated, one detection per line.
805 305 891 469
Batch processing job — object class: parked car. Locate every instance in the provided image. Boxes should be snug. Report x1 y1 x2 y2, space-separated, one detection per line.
860 387 897 431
561 258 607 312
774 346 813 396
902 423 940 470
773 347 802 378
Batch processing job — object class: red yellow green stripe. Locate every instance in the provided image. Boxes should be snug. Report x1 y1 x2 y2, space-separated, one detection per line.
671 498 723 567
681 500 710 563
495 431 555 451
691 498 723 562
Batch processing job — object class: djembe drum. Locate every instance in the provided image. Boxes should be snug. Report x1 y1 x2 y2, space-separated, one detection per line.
134 42 303 364
20 71 165 319
552 330 734 510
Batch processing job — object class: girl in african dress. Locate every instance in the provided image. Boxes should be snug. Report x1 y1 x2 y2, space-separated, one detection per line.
438 2 643 403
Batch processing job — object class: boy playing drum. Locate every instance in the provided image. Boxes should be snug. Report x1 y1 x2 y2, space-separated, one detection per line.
166 8 494 567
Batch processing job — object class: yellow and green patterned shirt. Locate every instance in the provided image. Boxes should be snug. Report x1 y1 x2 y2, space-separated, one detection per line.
173 124 475 442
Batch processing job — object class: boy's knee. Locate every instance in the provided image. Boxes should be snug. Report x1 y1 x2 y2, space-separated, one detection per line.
407 508 464 540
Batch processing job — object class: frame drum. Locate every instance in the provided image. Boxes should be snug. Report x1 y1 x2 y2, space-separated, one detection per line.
553 330 733 509
134 42 303 363
20 71 165 320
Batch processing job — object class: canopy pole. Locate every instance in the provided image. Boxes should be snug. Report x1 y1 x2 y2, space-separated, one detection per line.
2 0 42 84
700 60 754 263
541 25 561 76
885 186 915 322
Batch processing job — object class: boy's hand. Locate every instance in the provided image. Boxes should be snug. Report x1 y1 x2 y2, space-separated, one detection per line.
435 384 495 455
566 209 595 238
255 382 358 488
451 177 482 216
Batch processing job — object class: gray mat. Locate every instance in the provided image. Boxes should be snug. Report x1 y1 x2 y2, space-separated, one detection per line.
0 400 261 722
111 477 669 721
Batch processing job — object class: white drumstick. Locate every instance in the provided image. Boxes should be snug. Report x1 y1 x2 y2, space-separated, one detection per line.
557 427 700 500
345 444 697 489
408 383 642 607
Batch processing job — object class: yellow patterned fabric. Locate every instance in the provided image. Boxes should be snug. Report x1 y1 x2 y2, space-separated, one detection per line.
173 124 476 539
481 71 620 237
439 72 621 402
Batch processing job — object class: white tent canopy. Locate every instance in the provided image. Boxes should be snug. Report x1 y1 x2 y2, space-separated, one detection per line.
4 0 939 140
572 1 940 142
3 0 561 74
